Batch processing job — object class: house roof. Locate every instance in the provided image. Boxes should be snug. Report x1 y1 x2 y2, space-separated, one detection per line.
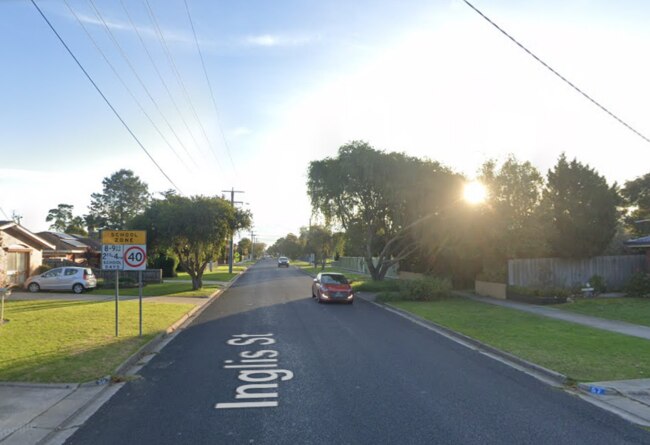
0 222 55 250
36 231 99 253
625 235 650 248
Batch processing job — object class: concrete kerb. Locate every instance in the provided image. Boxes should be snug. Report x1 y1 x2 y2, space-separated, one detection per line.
36 268 249 445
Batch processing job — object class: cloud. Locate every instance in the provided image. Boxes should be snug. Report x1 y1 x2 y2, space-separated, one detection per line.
70 12 212 47
230 127 252 137
243 34 315 47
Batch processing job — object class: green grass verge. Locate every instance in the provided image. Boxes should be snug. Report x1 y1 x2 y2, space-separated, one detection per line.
168 264 246 282
0 300 194 382
553 298 650 327
392 298 650 382
93 282 219 298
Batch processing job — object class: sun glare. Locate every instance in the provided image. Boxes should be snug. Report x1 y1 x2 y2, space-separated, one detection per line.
463 181 487 205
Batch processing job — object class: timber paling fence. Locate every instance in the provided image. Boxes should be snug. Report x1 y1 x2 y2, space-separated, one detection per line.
93 269 163 284
508 255 645 290
333 257 399 279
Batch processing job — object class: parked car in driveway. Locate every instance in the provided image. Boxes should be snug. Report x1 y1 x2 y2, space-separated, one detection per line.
312 272 354 304
278 257 290 268
24 267 97 294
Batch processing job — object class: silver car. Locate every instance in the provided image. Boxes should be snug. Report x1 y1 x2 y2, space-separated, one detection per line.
25 267 97 294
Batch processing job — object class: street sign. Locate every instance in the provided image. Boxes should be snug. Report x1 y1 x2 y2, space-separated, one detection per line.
101 231 147 271
100 230 148 337
102 230 146 245
123 245 147 270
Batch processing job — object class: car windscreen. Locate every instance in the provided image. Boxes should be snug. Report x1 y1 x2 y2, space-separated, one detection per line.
321 275 348 284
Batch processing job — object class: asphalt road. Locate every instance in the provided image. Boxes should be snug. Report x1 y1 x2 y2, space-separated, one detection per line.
66 260 650 445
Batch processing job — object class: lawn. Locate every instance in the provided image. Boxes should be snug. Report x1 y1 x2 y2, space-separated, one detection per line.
0 299 194 382
553 297 650 327
294 261 370 281
169 264 246 282
94 282 220 298
392 297 650 382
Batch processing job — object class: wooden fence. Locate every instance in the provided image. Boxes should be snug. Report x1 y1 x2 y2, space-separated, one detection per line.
93 269 163 284
508 255 646 290
333 257 399 279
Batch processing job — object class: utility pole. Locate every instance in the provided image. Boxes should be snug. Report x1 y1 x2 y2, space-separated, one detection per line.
222 188 244 274
250 230 256 261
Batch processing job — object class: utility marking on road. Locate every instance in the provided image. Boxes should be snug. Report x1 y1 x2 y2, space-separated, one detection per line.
215 333 294 410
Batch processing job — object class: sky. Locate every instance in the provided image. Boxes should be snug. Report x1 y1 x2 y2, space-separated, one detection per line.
1 0 650 246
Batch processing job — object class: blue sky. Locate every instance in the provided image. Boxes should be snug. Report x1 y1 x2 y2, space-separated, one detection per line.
2 0 650 246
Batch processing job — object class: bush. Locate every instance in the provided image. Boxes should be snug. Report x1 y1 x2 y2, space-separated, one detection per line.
396 277 453 301
476 265 507 283
624 272 650 298
506 285 570 304
587 275 607 293
353 279 400 292
101 277 141 289
32 265 52 275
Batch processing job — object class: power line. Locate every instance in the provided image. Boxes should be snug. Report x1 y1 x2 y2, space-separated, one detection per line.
118 0 204 171
87 0 202 171
143 0 225 172
461 0 650 145
64 0 193 174
183 0 237 174
30 0 182 193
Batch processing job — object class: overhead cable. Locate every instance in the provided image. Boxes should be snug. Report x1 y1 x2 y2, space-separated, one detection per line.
143 0 224 171
30 0 182 193
461 0 650 145
87 0 202 170
183 0 238 174
64 0 193 173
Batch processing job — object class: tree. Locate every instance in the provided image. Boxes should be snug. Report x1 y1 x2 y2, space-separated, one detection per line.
252 242 266 259
131 195 251 289
45 204 88 235
301 225 335 269
621 172 650 236
237 237 252 259
46 204 74 232
477 156 548 274
268 233 302 259
86 169 150 231
308 141 461 280
542 154 621 258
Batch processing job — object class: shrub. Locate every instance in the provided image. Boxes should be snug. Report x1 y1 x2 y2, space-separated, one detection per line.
353 279 400 292
624 272 650 298
587 275 607 293
396 277 453 301
476 265 507 283
507 285 571 298
101 277 141 289
32 265 52 275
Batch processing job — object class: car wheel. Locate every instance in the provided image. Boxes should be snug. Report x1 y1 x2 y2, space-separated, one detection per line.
28 282 40 293
72 283 85 294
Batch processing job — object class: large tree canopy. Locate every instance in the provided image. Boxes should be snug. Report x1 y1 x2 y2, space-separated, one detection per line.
308 141 462 280
87 169 150 231
542 154 620 259
45 203 88 235
131 194 251 289
478 155 548 271
621 172 650 236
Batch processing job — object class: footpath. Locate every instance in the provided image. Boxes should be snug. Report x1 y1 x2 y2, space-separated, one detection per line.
0 278 235 445
360 289 650 428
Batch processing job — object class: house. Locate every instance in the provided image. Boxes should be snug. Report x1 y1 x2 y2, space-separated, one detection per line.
0 221 55 286
37 232 101 268
625 235 650 272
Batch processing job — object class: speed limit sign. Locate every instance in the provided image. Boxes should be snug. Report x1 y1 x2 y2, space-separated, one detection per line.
123 245 147 270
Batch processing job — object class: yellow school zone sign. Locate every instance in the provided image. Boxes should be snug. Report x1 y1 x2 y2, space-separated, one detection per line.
101 230 147 245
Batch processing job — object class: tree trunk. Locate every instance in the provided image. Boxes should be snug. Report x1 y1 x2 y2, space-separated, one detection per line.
192 276 202 290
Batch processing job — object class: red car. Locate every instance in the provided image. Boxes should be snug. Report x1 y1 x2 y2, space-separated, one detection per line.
312 272 354 304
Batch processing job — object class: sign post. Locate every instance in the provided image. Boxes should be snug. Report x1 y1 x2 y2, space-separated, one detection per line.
101 230 147 337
